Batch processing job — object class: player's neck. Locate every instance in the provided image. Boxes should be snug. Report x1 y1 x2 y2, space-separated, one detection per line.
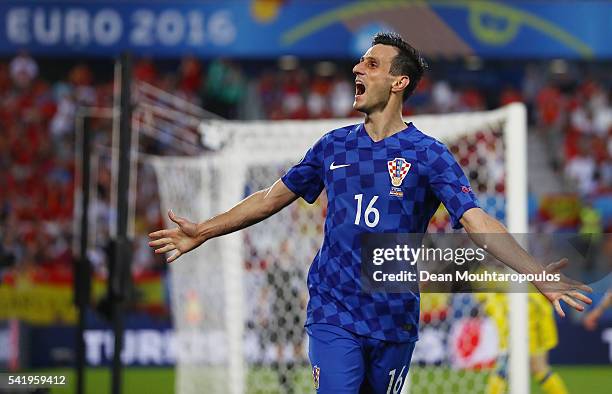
363 105 406 142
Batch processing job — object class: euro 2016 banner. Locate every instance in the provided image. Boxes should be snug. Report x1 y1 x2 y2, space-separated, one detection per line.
0 1 610 59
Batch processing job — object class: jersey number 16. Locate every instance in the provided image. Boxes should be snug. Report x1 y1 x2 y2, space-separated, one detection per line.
354 194 380 228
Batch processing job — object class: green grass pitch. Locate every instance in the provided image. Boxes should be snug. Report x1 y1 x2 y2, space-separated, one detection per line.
39 365 610 394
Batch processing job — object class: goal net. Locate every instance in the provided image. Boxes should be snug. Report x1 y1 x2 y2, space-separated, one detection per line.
149 103 528 394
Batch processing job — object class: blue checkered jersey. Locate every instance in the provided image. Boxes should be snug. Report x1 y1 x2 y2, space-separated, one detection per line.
281 123 479 342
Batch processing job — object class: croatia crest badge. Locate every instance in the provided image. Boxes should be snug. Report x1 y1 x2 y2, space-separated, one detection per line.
387 158 411 197
312 365 320 389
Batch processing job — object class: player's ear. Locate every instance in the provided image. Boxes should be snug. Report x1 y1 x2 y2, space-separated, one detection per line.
392 76 410 95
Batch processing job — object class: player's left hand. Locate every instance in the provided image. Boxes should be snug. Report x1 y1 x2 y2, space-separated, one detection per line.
535 258 592 317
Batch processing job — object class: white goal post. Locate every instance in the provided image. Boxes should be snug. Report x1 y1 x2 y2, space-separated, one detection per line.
149 103 528 394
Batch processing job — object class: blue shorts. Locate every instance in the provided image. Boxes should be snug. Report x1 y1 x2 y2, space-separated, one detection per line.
307 323 416 394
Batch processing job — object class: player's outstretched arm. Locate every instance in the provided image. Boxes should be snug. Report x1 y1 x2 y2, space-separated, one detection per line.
460 207 592 317
583 291 612 330
148 179 298 263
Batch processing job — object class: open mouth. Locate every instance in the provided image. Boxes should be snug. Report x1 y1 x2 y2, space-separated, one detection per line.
355 81 366 96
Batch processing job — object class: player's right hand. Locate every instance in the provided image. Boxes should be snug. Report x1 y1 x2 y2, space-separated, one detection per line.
148 209 202 263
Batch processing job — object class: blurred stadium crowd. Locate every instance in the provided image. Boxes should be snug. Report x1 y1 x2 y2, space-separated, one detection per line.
0 52 610 286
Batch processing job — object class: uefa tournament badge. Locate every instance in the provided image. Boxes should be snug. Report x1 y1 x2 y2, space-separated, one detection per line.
387 158 411 197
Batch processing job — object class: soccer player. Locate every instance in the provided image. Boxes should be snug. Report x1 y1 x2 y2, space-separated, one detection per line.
149 32 591 393
479 293 570 394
